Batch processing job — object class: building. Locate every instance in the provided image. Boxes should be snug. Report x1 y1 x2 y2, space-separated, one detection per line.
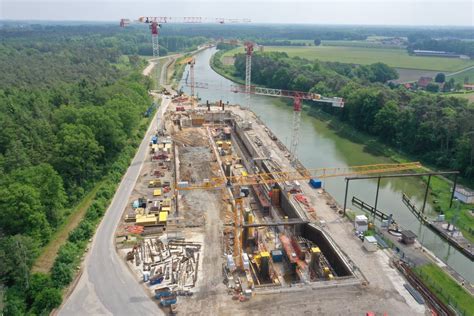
454 185 474 204
413 50 462 58
417 77 433 89
463 84 474 91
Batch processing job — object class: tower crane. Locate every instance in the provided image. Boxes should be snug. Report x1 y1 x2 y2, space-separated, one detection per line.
177 162 423 190
179 57 196 106
244 42 254 112
218 41 343 164
188 80 344 164
120 16 250 85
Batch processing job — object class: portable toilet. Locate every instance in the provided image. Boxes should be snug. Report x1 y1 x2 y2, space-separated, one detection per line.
355 215 368 232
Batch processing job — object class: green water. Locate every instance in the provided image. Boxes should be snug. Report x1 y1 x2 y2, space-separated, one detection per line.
179 48 473 282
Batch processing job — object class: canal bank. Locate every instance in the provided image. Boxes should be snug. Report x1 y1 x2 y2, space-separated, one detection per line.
179 47 473 283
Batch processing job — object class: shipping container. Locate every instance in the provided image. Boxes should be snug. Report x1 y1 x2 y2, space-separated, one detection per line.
149 274 164 285
160 294 177 307
309 178 322 189
272 250 283 262
155 287 172 299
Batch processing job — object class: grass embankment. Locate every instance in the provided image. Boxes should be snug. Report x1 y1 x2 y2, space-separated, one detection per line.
222 45 474 72
414 264 474 315
211 50 245 84
32 181 104 273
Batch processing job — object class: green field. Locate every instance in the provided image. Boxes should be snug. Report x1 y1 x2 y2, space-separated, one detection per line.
448 67 474 84
414 264 474 314
223 46 474 72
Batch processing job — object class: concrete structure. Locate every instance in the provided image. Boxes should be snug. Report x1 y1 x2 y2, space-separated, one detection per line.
454 185 474 204
363 236 378 252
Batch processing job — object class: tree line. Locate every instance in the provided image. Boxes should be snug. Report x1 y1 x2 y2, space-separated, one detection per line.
231 52 474 181
407 35 474 57
0 25 160 315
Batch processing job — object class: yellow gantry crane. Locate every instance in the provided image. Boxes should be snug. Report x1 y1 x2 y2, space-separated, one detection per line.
177 161 423 269
176 162 423 191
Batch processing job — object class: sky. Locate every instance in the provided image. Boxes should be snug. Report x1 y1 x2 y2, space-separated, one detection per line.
1 0 473 26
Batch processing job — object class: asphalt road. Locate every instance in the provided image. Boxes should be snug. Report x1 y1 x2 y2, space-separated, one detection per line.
59 97 170 316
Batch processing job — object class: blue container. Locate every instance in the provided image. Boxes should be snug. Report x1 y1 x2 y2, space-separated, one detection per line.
160 295 177 307
309 178 322 189
149 275 164 286
155 289 172 299
271 250 283 262
152 136 158 144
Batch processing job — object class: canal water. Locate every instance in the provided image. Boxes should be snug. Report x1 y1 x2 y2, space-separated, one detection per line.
179 47 473 282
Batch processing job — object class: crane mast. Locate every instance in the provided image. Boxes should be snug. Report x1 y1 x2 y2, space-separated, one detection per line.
290 96 302 164
190 80 344 163
244 42 254 112
120 16 250 87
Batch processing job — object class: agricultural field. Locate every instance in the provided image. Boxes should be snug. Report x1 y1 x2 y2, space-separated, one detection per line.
222 45 474 72
447 66 474 84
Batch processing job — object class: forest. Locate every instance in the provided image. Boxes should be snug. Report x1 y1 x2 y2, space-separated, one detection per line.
0 24 202 315
230 52 474 181
158 23 473 42
407 34 474 57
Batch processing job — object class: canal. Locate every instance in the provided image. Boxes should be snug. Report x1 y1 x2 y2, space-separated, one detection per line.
179 47 473 282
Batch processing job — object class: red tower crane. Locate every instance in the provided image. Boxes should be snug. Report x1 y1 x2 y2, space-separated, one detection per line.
190 81 344 164
120 17 250 85
244 42 254 112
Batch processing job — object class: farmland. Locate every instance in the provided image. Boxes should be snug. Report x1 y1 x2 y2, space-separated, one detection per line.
448 66 474 83
222 45 474 72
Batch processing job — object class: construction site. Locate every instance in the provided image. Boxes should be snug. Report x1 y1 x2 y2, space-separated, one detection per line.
109 19 466 315
114 89 433 314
